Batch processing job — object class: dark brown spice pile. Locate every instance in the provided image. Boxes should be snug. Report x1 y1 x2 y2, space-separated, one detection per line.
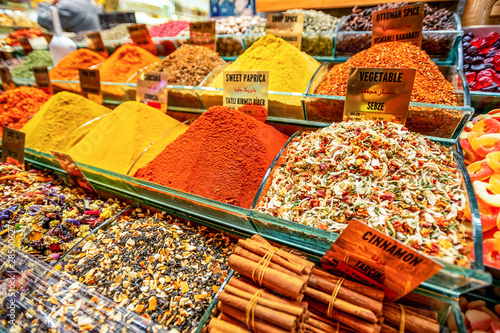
340 3 455 31
64 209 234 332
148 44 225 86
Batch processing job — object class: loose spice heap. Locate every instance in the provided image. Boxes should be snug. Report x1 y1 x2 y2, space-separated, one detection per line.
257 121 469 265
11 50 53 79
134 106 289 208
0 163 54 202
66 101 187 175
315 42 458 105
99 44 161 83
0 86 49 134
49 48 105 80
148 44 225 86
209 35 320 95
0 182 125 260
65 211 233 331
22 92 110 152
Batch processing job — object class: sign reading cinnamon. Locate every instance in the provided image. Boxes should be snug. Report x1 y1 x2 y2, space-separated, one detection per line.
321 220 443 301
265 13 304 49
223 70 269 122
344 67 416 124
372 3 424 47
189 21 216 51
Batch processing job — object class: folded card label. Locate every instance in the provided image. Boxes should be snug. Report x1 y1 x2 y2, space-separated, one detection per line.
372 3 424 47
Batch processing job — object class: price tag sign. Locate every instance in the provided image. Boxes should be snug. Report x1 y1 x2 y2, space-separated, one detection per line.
1 51 13 60
0 67 15 91
1 127 25 166
136 71 168 113
265 13 304 49
343 67 416 124
321 220 443 301
33 67 52 94
51 151 96 194
189 21 216 51
372 3 424 47
85 31 108 58
17 36 33 55
78 68 102 104
223 71 269 122
127 24 157 56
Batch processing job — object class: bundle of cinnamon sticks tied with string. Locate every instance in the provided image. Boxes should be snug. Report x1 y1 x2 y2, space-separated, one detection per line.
208 235 440 333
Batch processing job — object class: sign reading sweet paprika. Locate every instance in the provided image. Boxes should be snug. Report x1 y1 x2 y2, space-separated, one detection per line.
223 70 269 122
321 220 443 301
344 67 416 124
372 3 424 47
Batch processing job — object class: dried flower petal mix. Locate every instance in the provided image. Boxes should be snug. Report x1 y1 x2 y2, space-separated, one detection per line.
257 121 470 265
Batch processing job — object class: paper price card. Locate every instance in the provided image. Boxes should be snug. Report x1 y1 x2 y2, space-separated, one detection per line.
343 67 416 124
265 13 304 49
127 24 157 56
136 71 168 113
33 67 52 94
372 3 424 47
189 21 216 51
51 151 96 194
78 68 102 104
1 127 25 166
85 31 108 58
0 67 15 91
321 220 443 301
223 70 269 122
17 36 33 55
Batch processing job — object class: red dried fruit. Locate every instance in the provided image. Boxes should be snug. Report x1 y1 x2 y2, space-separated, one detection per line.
471 37 483 48
485 57 495 64
469 81 477 91
487 31 500 45
495 56 500 71
494 74 500 85
480 39 492 52
466 71 476 83
478 69 496 78
477 76 494 90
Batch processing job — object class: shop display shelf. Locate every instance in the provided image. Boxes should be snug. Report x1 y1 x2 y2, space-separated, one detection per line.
334 13 463 66
461 26 500 114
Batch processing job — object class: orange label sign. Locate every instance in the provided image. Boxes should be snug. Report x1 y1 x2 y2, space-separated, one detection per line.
85 31 108 58
372 3 424 47
189 21 216 51
127 24 157 56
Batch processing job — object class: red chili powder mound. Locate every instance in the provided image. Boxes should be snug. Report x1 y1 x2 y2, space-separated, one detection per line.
134 106 289 208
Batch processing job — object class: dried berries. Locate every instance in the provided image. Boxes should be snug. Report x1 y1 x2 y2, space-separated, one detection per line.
64 210 234 332
148 45 225 86
257 121 470 266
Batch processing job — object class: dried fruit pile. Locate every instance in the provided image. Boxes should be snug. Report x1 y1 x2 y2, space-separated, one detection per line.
463 31 500 92
64 210 234 331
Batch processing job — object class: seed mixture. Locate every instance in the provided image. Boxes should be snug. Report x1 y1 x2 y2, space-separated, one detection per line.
257 121 470 266
64 210 234 331
0 183 125 261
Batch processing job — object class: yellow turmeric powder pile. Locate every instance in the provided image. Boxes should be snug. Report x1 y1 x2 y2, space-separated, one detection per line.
209 34 320 93
66 102 187 175
22 92 110 152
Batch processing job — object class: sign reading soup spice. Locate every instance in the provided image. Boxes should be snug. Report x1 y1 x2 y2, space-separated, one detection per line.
127 24 157 56
372 3 424 47
189 21 216 51
17 36 33 55
85 31 108 58
265 13 304 49
344 67 416 124
321 220 443 301
1 127 25 166
33 67 52 94
136 71 168 113
0 66 15 91
51 151 96 194
78 68 102 104
223 70 269 122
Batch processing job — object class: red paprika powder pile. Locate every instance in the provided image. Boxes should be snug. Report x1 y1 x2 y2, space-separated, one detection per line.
134 106 289 208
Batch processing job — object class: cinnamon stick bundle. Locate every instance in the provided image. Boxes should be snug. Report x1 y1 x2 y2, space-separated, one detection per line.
312 268 385 302
382 302 439 333
218 302 290 333
209 318 251 333
308 273 383 316
305 296 381 333
228 254 307 300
